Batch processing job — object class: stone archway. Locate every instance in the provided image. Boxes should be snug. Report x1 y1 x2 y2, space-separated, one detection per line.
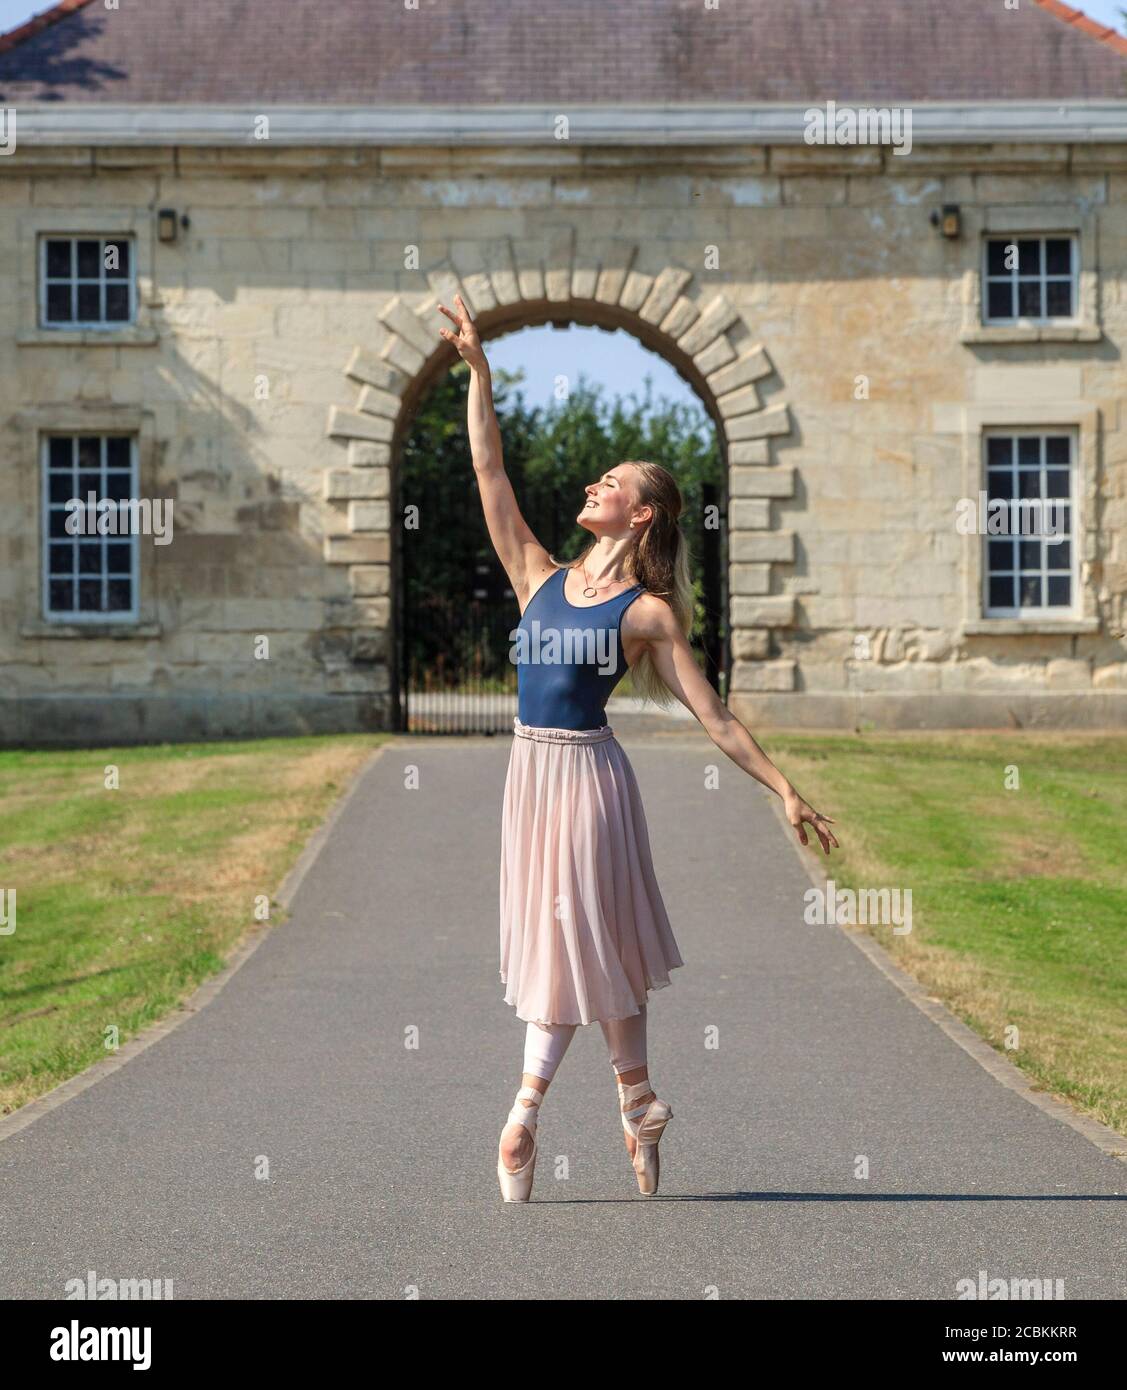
324 238 796 725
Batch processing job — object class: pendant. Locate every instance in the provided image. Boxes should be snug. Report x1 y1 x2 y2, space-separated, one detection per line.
582 586 598 597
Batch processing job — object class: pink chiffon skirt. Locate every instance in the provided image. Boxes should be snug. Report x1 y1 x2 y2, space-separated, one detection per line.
499 716 685 1026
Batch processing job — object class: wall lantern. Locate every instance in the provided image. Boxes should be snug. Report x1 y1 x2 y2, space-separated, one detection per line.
157 209 190 242
929 204 961 239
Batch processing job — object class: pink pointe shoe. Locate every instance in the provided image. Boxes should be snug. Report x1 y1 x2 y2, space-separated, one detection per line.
497 1084 545 1202
618 1078 673 1196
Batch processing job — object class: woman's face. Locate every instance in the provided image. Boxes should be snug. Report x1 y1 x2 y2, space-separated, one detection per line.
576 465 641 535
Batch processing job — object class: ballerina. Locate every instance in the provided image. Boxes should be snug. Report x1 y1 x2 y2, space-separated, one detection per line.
437 294 839 1201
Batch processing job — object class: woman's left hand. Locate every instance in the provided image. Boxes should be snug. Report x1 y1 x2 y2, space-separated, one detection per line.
783 787 839 855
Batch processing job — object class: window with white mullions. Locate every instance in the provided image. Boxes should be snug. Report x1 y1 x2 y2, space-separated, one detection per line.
43 433 139 621
983 431 1075 619
40 236 135 328
983 235 1077 323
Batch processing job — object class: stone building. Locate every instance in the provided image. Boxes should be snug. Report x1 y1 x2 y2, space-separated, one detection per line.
1 0 1125 742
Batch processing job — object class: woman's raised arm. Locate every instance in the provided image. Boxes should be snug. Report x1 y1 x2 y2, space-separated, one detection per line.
438 294 552 609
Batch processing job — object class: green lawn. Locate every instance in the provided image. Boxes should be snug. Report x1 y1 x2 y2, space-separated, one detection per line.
761 733 1127 1137
3 728 1124 1139
0 734 384 1114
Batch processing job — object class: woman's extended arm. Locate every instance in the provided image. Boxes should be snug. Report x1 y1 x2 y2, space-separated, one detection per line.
438 294 552 607
628 596 840 855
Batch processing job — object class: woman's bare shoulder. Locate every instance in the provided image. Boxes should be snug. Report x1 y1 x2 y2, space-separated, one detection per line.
623 589 676 636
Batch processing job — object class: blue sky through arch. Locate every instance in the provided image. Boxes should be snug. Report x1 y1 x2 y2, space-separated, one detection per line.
483 323 711 442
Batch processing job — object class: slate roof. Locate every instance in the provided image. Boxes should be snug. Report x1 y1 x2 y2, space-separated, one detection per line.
0 0 1125 104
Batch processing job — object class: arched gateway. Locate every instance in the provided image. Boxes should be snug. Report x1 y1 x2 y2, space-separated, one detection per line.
325 240 795 730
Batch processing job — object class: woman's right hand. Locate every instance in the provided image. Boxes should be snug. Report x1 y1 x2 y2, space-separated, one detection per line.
438 293 487 371
783 786 839 856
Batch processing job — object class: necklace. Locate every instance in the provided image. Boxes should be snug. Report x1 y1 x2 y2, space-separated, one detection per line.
580 564 630 599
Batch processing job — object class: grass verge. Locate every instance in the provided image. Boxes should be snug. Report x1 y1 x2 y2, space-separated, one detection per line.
761 732 1127 1137
0 734 385 1114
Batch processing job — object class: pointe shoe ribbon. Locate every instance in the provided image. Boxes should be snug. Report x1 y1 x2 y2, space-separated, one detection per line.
617 1078 672 1196
497 1084 544 1203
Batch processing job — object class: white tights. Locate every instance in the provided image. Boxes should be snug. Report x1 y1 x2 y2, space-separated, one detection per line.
522 1005 648 1084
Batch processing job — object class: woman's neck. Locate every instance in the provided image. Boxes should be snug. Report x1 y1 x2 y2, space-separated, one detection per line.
579 539 634 587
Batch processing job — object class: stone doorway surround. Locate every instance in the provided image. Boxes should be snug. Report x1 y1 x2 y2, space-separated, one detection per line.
324 236 795 722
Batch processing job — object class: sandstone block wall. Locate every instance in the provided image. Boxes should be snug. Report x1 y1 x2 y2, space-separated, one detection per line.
1 141 1124 741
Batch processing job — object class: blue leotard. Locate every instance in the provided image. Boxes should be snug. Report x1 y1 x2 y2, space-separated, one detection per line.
513 567 645 730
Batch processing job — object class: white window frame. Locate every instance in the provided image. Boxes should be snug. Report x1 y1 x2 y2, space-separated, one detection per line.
958 403 1100 637
980 428 1078 621
38 234 138 330
958 207 1101 345
16 209 158 347
981 234 1078 327
41 432 141 625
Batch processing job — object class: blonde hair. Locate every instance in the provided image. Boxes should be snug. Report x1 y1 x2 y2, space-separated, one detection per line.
551 460 695 709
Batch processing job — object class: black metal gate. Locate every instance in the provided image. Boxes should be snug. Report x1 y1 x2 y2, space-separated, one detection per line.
699 479 727 701
399 552 520 734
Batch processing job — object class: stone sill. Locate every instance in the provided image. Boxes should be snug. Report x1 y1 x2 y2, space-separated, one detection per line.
20 622 162 639
959 325 1102 345
17 327 159 347
962 618 1098 636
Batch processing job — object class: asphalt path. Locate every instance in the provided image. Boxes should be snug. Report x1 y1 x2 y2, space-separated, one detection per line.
1 725 1123 1299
